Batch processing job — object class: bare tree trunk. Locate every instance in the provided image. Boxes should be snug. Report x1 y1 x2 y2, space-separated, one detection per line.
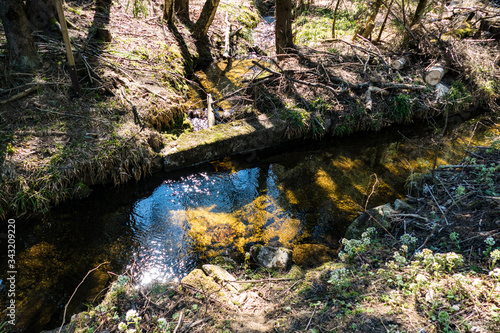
331 0 342 38
0 0 38 70
410 0 429 26
359 0 383 39
164 0 175 24
192 0 220 39
275 0 293 61
175 0 189 22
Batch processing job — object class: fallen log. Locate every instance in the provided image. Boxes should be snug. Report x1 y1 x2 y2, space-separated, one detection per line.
425 62 446 86
392 57 407 70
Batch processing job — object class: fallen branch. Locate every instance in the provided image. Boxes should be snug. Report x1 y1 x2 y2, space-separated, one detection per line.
252 61 339 96
377 82 427 90
172 309 183 333
0 85 39 104
227 277 295 283
119 87 144 128
34 107 111 124
325 38 389 66
391 213 430 222
223 12 231 58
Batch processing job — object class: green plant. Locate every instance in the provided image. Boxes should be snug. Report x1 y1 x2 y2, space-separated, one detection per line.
338 227 377 262
475 162 500 195
126 0 148 18
391 93 413 123
445 81 473 113
490 249 500 269
489 268 500 301
328 267 350 290
484 237 496 258
450 232 461 250
454 185 466 199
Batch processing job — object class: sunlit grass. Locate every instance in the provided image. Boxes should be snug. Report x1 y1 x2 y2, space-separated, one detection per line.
293 8 359 45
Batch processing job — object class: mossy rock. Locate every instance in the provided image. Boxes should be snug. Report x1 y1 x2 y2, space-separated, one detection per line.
181 269 225 297
345 203 393 239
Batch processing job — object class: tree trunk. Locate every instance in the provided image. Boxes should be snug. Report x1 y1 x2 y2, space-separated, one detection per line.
26 0 57 32
331 0 342 38
0 0 38 70
192 0 220 39
359 0 383 39
164 0 175 24
175 0 189 22
410 0 429 26
275 0 293 60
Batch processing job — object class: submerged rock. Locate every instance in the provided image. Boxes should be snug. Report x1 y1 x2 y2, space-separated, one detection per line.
292 244 334 268
250 245 292 270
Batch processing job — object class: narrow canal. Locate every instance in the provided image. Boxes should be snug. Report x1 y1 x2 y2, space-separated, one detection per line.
1 116 499 332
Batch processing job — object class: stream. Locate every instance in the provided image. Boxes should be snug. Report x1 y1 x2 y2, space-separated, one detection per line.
1 115 499 332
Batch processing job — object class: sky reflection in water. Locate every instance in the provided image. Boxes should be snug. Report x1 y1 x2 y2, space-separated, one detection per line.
128 167 276 286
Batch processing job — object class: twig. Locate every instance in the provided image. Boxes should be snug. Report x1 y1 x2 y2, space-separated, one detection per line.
391 213 429 222
426 184 449 225
304 308 316 332
252 61 338 96
172 309 183 333
34 107 111 124
380 0 418 41
58 262 109 333
213 76 274 104
0 85 39 104
365 173 379 210
227 277 295 283
326 38 389 66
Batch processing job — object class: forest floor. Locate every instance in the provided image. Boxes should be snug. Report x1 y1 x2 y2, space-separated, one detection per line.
1 0 499 220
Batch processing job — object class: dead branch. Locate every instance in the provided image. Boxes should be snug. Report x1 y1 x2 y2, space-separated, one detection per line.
325 38 389 66
223 12 231 58
380 0 418 41
227 277 295 283
0 85 39 104
377 83 427 90
172 309 183 333
34 107 111 124
251 61 339 96
119 87 144 128
58 262 109 333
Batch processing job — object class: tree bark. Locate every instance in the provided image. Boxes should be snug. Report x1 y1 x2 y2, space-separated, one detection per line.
175 0 189 22
275 0 293 60
164 0 175 24
331 0 342 38
410 0 429 26
26 0 57 32
192 0 220 39
0 0 38 70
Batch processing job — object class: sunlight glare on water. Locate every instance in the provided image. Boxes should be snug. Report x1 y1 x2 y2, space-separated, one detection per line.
128 168 265 286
